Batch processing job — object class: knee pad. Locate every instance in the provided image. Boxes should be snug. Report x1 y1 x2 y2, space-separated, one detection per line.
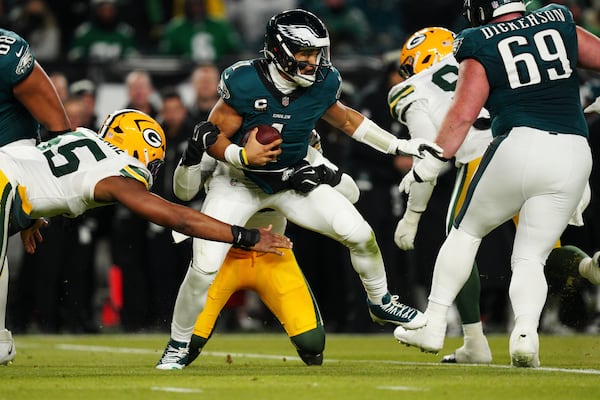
331 208 373 246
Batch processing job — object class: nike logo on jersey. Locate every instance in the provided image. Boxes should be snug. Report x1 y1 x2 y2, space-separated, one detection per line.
15 46 23 57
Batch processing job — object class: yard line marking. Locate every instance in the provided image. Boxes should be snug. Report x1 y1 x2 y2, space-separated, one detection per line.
376 386 430 391
20 342 600 375
151 386 203 393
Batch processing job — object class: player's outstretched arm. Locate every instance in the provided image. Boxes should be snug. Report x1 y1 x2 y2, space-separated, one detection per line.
95 176 292 255
322 101 441 158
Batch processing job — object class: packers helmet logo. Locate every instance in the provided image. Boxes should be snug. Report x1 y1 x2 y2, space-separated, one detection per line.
406 33 426 50
142 127 163 148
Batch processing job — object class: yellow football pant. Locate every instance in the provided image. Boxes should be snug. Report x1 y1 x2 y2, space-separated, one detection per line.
192 247 322 338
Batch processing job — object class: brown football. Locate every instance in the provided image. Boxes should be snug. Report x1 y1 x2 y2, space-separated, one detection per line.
241 124 282 147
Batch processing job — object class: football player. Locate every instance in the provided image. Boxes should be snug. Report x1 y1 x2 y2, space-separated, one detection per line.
393 0 600 367
388 26 599 365
0 28 71 366
0 109 290 365
156 9 440 370
174 130 359 366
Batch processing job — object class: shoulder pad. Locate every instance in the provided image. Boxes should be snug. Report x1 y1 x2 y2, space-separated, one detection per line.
388 82 417 121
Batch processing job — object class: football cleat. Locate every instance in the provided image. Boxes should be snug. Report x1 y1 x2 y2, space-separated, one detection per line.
184 334 207 367
297 350 323 366
579 251 600 285
156 338 189 370
0 329 16 366
440 339 492 364
509 330 540 368
394 316 447 354
367 293 427 329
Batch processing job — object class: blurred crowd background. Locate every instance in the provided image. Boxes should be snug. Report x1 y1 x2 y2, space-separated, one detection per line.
4 0 600 337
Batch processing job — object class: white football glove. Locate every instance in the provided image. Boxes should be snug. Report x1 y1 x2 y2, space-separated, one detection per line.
394 209 422 250
396 138 443 159
399 150 448 194
584 96 600 114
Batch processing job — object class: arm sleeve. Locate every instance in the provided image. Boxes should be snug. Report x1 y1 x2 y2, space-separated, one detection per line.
173 153 218 201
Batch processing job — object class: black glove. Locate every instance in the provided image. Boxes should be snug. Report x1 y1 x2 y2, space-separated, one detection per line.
181 121 219 166
289 161 320 193
315 164 342 187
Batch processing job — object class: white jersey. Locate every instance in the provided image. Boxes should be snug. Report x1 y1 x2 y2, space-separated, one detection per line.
0 127 152 219
388 55 492 166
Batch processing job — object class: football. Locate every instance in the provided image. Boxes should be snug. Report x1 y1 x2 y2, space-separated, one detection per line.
241 124 282 147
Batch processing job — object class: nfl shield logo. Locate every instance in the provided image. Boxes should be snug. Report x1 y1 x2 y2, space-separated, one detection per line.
282 96 289 106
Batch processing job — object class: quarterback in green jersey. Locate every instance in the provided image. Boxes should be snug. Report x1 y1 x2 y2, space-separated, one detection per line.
156 9 440 370
395 0 600 368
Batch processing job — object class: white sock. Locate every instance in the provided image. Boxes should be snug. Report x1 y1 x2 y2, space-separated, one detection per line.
0 262 8 331
170 267 214 343
462 321 485 340
509 261 547 331
348 232 388 303
429 228 481 306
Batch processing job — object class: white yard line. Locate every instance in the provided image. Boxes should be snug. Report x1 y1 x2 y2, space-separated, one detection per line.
16 342 600 376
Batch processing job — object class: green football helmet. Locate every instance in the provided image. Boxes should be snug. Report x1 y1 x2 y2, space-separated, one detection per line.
463 0 526 27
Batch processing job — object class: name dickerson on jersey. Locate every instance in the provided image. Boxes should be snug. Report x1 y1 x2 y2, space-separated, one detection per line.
480 8 566 39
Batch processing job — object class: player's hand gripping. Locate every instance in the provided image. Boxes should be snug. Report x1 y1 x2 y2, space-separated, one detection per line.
396 138 443 159
394 210 422 250
181 121 220 166
399 148 448 194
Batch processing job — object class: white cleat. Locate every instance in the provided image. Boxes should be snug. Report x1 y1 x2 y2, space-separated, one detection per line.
440 339 493 364
510 330 540 368
0 329 16 366
394 317 447 354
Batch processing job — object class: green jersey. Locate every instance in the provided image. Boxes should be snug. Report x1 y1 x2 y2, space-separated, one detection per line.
218 58 341 192
0 29 38 146
454 4 587 138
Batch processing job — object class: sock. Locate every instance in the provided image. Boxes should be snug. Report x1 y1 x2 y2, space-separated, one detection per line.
346 230 388 303
509 261 547 330
170 267 215 343
0 263 8 330
462 321 486 345
429 227 481 307
454 264 482 324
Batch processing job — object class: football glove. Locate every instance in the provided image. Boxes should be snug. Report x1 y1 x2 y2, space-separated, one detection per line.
396 138 443 159
399 149 448 194
289 161 320 193
181 121 219 166
394 209 422 250
315 164 342 187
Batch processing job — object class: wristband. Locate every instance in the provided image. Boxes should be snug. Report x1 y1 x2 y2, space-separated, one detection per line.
231 225 260 249
224 144 249 168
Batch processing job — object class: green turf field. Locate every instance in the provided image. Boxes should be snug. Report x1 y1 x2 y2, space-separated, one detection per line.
1 333 599 400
